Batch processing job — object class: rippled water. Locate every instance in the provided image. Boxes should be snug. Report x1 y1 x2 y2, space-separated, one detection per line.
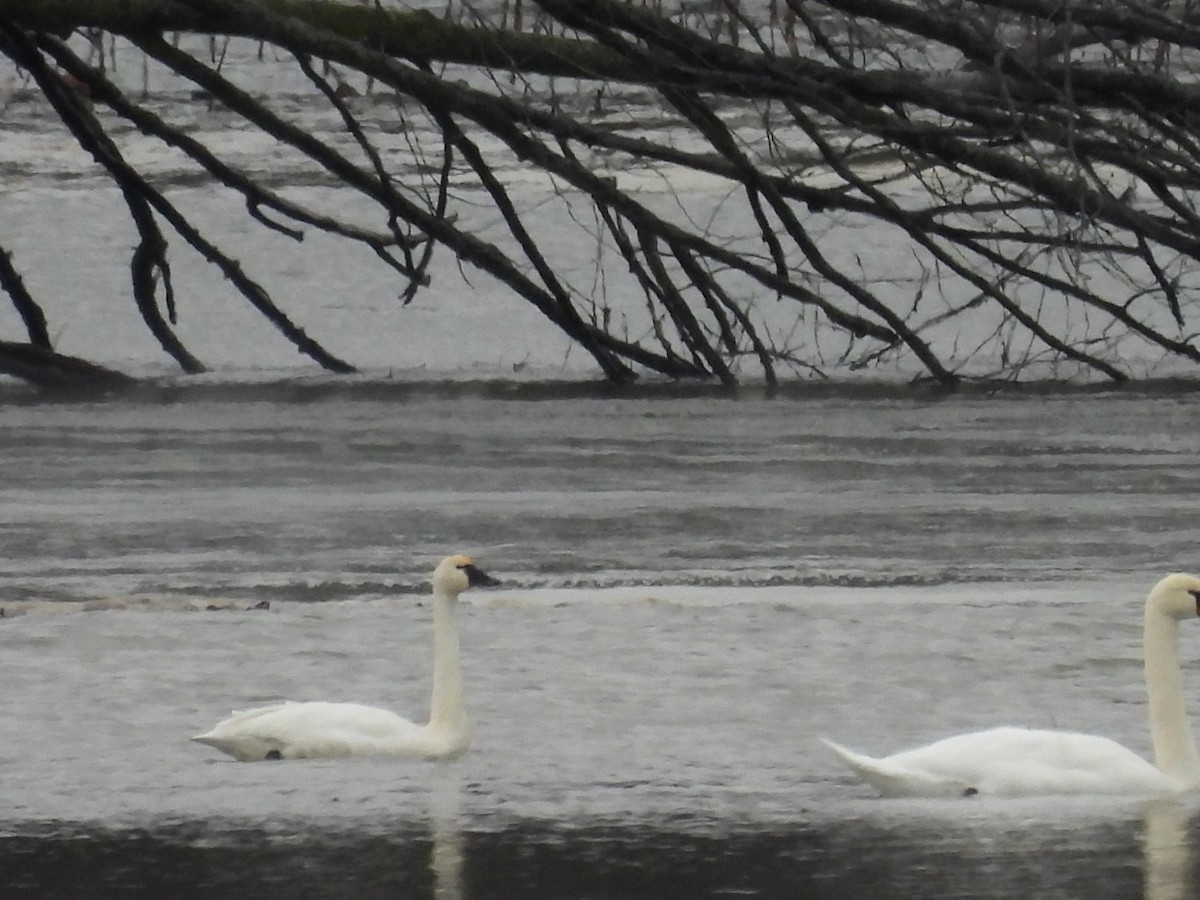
2 384 1199 605
5 571 1200 900
2 386 1200 898
5 12 1200 897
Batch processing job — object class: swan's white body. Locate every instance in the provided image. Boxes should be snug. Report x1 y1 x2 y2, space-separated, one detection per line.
192 554 498 762
824 573 1200 798
193 701 440 761
822 727 1174 798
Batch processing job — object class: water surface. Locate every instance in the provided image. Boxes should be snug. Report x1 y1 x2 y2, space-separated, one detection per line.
2 386 1200 898
3 11 1200 896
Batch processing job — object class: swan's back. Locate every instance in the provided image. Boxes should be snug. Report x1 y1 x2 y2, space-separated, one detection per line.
824 727 1175 797
192 701 431 762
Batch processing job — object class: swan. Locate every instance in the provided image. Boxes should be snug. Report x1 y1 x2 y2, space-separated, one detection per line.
192 554 499 761
823 573 1200 797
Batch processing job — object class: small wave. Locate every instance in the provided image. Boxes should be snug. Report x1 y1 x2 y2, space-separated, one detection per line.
534 568 1019 591
0 596 278 618
0 568 1092 617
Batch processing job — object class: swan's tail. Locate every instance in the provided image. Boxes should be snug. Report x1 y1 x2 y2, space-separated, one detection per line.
820 737 969 797
191 731 237 756
191 730 282 762
821 738 883 778
821 737 922 796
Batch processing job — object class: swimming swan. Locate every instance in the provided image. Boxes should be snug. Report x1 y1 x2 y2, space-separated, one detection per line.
192 554 499 762
823 573 1200 797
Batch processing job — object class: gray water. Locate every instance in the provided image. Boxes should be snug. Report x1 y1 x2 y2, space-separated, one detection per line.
2 385 1200 899
5 384 1200 605
4 16 1200 899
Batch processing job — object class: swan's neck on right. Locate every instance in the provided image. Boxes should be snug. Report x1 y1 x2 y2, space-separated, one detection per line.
428 591 467 743
1145 607 1200 782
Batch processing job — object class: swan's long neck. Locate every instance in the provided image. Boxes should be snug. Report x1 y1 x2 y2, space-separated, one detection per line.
428 590 467 739
1145 607 1200 782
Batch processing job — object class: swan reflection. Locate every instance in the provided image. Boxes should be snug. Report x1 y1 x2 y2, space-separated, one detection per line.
1143 800 1200 900
430 767 465 900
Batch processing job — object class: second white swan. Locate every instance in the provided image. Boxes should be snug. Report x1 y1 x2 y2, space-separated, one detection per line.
192 554 499 762
823 573 1200 797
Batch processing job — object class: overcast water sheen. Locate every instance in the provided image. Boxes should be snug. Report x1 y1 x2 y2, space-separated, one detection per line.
2 386 1200 899
4 9 1200 896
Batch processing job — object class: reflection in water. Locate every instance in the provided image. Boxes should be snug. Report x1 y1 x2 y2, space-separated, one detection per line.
6 389 1200 898
8 803 1200 899
430 768 464 900
1143 801 1198 900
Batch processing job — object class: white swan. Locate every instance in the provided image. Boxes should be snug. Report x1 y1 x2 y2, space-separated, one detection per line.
823 573 1200 797
192 554 499 762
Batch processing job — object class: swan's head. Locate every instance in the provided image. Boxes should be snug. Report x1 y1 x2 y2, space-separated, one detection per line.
432 554 501 597
1147 573 1200 620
